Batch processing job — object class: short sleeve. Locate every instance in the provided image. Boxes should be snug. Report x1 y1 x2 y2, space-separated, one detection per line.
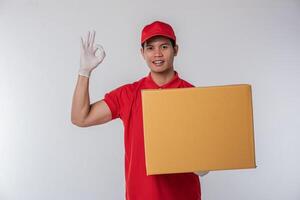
103 84 131 120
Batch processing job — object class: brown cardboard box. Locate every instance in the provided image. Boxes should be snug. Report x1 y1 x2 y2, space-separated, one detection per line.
141 84 256 175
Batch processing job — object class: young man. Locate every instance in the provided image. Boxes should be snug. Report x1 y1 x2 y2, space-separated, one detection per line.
71 21 206 200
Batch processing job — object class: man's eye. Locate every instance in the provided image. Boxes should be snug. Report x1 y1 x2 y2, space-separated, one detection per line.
146 47 153 50
162 45 168 49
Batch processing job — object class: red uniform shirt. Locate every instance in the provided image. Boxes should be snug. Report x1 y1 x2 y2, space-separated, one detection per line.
103 71 201 200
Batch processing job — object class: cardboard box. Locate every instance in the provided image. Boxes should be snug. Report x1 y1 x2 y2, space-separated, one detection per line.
141 84 256 175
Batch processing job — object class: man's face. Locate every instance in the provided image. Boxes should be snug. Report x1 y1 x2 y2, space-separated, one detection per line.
141 36 178 74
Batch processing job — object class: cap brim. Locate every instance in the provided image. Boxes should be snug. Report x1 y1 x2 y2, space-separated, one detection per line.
141 33 176 44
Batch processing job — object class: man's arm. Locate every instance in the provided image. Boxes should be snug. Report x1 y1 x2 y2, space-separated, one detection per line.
71 30 110 127
71 75 112 127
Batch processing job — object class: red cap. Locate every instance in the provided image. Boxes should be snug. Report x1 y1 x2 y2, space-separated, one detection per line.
141 21 176 45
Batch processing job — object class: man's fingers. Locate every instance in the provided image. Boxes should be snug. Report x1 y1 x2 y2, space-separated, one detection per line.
81 36 85 50
95 44 104 51
81 30 99 53
86 31 91 47
93 46 98 54
91 30 96 47
93 44 101 54
94 44 104 54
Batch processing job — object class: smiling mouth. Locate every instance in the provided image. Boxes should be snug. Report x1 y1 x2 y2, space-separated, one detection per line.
152 60 165 66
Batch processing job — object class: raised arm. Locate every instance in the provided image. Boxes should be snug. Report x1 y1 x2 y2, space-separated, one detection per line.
71 31 111 127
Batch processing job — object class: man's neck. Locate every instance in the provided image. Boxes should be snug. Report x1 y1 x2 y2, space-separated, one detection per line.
150 69 175 87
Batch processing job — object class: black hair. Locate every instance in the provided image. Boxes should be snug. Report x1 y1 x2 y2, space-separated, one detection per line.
142 38 176 49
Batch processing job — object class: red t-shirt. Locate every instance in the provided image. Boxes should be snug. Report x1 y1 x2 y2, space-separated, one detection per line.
103 71 201 200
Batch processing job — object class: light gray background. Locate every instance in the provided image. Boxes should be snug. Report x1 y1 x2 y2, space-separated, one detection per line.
0 0 299 199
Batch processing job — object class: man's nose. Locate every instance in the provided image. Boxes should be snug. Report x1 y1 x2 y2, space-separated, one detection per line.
154 48 163 56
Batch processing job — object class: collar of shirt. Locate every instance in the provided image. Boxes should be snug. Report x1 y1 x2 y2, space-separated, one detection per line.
144 71 181 89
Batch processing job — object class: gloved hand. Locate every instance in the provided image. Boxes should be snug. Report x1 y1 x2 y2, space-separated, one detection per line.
79 30 106 77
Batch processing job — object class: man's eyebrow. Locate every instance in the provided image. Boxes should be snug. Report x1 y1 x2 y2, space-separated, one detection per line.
145 42 170 47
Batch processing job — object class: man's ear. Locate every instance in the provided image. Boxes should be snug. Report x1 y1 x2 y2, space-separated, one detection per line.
174 44 179 56
140 47 145 59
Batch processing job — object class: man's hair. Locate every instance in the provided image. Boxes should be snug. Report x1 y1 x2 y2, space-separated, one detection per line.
141 38 176 49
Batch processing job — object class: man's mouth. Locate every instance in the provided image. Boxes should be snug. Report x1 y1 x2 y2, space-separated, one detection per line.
152 60 165 66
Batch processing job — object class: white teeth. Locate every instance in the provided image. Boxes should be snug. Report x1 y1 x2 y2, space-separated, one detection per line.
153 60 164 64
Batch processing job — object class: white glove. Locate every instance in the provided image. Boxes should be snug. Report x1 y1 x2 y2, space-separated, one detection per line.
194 171 209 177
79 30 106 77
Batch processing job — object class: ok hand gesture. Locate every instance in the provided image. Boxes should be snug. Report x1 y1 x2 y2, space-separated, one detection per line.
79 31 106 77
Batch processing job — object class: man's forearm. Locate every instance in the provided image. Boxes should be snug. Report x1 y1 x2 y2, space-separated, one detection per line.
71 75 91 125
